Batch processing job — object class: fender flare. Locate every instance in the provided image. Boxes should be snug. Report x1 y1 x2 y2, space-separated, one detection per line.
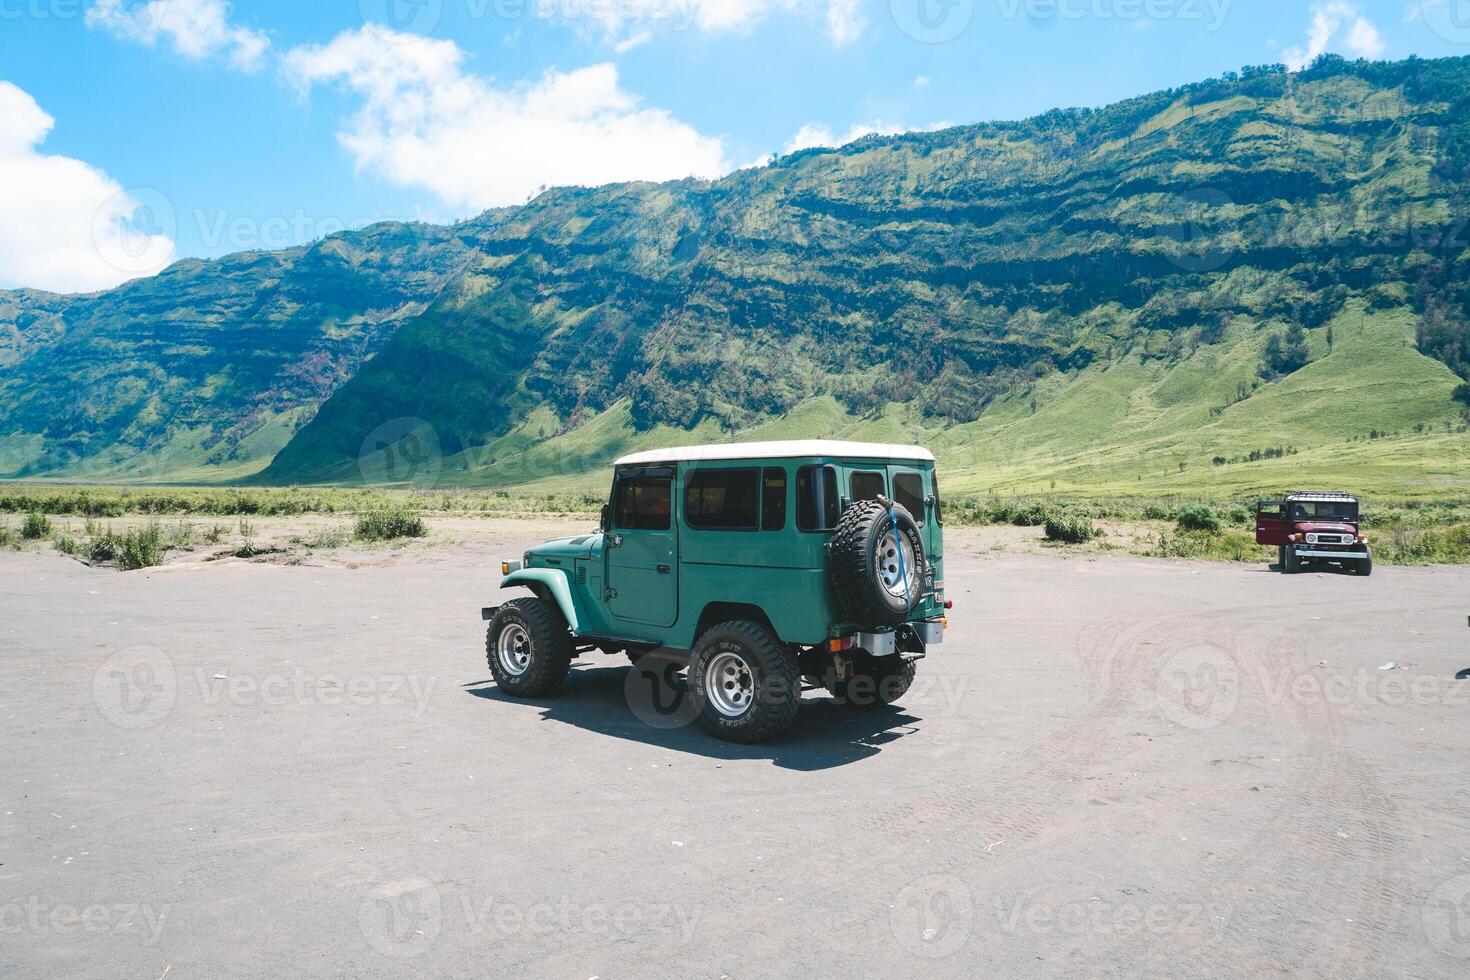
500 569 582 633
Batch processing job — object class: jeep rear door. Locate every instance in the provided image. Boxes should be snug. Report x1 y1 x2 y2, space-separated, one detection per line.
606 469 678 629
1256 500 1289 546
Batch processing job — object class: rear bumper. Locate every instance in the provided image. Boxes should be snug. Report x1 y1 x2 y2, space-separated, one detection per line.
1294 548 1369 560
856 619 944 658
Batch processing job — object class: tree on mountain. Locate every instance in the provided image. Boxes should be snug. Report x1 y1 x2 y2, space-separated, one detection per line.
1261 323 1311 379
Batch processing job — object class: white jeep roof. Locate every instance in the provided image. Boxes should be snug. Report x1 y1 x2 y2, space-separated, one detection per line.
614 440 936 467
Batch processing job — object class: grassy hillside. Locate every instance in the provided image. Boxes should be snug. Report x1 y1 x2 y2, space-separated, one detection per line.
4 56 1470 499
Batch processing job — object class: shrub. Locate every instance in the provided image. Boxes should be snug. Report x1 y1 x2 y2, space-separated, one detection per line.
21 512 52 539
356 510 427 541
116 525 164 571
54 534 80 556
1225 506 1251 526
1044 513 1100 544
1142 503 1175 521
1175 504 1221 533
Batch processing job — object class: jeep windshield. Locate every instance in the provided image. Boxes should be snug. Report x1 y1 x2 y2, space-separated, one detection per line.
1288 501 1358 521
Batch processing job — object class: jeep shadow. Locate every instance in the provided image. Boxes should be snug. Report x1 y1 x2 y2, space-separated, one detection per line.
464 660 924 772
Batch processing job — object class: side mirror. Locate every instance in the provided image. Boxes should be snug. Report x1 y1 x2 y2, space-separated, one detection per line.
600 504 610 532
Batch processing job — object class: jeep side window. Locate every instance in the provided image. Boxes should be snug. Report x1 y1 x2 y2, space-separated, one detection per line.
894 472 924 522
797 465 839 532
933 469 944 524
761 468 787 531
851 470 885 502
614 476 672 531
685 469 759 530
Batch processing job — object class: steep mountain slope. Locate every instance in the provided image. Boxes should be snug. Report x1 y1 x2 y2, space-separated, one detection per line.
0 219 493 480
259 55 1470 493
4 55 1469 496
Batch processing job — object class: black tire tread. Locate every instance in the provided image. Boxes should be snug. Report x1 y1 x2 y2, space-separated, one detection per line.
825 654 918 708
486 597 574 697
828 500 924 626
689 620 800 744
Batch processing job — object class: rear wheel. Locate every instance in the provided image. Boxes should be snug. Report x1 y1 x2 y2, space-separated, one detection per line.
688 621 800 743
486 597 574 697
824 651 917 708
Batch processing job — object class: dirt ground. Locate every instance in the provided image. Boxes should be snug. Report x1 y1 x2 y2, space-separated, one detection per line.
3 521 1469 978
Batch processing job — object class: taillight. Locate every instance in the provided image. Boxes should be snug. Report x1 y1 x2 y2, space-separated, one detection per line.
828 636 855 652
944 600 954 610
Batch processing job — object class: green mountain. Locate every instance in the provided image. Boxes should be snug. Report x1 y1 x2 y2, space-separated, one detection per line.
5 55 1470 498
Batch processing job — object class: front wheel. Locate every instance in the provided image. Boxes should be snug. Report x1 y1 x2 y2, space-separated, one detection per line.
486 597 574 697
688 621 800 743
1283 545 1301 574
1356 553 1373 577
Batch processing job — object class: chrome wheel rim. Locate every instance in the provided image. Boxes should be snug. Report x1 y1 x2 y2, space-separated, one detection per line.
705 651 755 718
879 528 917 598
497 623 532 677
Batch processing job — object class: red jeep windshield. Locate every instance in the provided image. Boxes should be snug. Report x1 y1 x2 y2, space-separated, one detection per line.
1289 501 1358 521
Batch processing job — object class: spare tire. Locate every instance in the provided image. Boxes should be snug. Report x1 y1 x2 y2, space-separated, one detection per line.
828 497 926 627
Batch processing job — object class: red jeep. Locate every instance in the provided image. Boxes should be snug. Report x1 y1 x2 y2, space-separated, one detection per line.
1255 492 1372 576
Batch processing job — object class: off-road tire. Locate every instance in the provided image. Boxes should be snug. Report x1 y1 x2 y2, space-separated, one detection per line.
1283 545 1301 574
486 597 574 697
1277 544 1286 570
1356 553 1373 577
824 652 918 709
687 621 800 743
828 499 926 626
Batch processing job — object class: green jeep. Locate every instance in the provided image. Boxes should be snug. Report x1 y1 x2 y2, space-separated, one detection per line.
482 441 949 743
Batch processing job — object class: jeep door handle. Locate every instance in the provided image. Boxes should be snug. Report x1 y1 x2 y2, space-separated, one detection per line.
656 565 671 574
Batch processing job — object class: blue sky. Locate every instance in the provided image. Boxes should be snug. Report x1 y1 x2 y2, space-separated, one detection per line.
1 0 1466 292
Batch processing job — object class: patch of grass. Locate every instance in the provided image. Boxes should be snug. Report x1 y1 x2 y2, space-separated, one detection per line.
1175 504 1221 532
355 510 427 541
1044 513 1101 544
21 512 52 539
166 522 195 549
115 524 164 571
1149 528 1273 562
203 524 227 543
0 526 16 548
1371 525 1470 564
54 533 80 556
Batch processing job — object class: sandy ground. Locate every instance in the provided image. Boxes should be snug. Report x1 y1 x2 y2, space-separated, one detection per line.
3 521 1470 978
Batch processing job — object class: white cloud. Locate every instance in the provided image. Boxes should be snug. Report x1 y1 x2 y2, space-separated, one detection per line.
1282 2 1386 71
87 0 269 71
0 82 176 293
282 27 730 212
538 0 864 47
784 120 904 153
913 75 930 88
